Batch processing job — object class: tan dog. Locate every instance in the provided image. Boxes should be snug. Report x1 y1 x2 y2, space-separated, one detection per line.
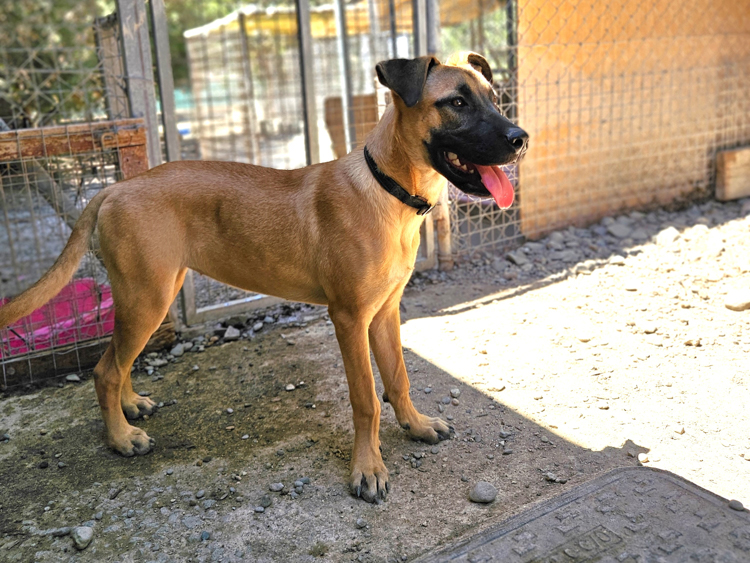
0 52 527 502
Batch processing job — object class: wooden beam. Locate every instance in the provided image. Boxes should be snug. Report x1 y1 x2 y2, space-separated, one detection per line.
0 119 146 162
716 147 750 202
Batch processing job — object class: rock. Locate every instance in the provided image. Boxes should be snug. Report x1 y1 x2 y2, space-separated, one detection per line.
223 326 241 341
269 482 284 492
285 384 295 391
506 250 529 266
607 223 632 239
170 343 185 357
65 374 81 383
450 388 461 398
196 489 205 499
254 506 265 513
656 226 680 246
72 526 93 550
253 322 264 332
638 453 649 463
728 499 744 511
469 481 497 503
200 531 211 541
725 289 750 312
260 495 272 508
630 228 649 241
355 517 368 529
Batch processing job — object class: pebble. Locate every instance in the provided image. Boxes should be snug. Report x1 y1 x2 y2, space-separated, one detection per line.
441 396 451 404
170 343 185 357
285 384 295 391
65 374 81 383
656 226 680 246
260 495 272 508
269 482 284 492
469 481 497 503
451 398 460 406
355 517 368 529
450 388 461 398
224 326 241 341
200 531 211 541
72 526 93 550
253 322 264 331
607 223 632 238
424 387 432 394
638 453 649 463
166 468 174 476
728 499 744 511
725 289 750 312
196 490 205 499
254 506 265 513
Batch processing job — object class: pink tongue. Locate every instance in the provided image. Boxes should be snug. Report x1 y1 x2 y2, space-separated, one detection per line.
475 164 515 209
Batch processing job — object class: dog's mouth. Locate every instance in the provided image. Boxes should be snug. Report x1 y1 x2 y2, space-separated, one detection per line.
442 150 515 209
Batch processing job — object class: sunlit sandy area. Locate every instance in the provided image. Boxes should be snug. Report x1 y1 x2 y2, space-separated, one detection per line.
402 213 750 505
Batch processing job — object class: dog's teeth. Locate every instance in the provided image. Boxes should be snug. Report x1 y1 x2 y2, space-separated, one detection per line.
447 152 457 160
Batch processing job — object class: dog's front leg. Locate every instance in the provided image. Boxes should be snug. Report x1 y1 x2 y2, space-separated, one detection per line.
330 306 389 503
369 298 453 443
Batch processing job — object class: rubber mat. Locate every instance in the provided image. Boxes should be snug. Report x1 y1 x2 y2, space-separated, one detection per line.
418 467 750 562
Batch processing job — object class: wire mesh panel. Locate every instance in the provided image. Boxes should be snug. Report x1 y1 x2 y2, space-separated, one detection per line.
0 2 165 388
516 0 750 238
185 4 306 169
437 0 523 259
0 120 150 389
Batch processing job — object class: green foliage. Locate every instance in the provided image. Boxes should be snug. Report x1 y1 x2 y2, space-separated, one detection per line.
0 0 114 126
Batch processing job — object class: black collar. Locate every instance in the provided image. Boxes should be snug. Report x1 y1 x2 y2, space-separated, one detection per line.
363 146 434 215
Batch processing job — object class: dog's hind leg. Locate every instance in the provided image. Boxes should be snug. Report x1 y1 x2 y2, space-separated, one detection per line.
93 271 179 456
369 293 452 444
329 304 390 503
119 268 187 420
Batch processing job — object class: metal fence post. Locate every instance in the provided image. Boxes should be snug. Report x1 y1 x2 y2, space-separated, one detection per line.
334 0 356 152
296 0 320 165
412 0 428 57
117 0 161 168
149 0 180 163
238 12 261 166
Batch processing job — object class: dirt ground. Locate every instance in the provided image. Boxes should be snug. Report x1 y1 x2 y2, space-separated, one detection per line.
1 196 749 562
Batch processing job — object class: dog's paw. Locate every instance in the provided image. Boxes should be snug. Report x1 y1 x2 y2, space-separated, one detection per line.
405 414 454 444
108 425 155 457
350 455 390 503
122 392 157 420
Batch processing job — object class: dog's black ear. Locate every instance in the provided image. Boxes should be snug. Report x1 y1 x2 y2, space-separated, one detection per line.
467 53 493 84
375 56 440 107
446 52 493 85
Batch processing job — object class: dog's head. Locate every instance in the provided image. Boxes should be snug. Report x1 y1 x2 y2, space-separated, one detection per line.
375 52 528 208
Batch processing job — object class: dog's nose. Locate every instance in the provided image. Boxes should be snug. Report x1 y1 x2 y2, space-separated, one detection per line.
506 127 529 153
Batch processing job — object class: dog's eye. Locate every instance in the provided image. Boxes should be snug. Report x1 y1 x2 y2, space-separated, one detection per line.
451 97 467 108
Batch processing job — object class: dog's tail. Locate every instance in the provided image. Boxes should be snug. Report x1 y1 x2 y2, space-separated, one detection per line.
0 189 109 329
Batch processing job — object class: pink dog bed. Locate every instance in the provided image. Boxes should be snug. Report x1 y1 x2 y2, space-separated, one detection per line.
0 278 115 359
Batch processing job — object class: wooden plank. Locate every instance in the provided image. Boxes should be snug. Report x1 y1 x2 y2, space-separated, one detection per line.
119 145 149 179
716 147 750 202
0 119 146 161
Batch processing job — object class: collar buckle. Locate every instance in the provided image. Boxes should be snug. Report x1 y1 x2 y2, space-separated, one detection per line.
414 197 435 215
